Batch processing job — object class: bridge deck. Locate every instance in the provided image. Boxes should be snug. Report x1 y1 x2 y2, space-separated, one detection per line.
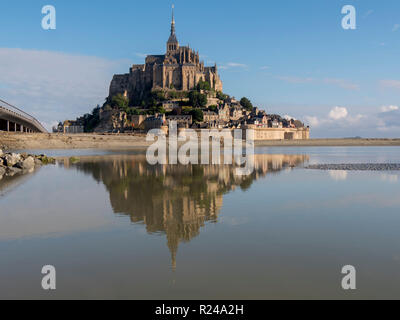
0 99 47 133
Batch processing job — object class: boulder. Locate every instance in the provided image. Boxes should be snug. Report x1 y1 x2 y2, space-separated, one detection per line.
0 166 5 178
15 156 35 170
34 158 43 166
5 166 22 177
4 153 21 167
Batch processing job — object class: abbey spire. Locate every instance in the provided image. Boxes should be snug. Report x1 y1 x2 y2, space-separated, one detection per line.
167 4 179 53
171 4 176 36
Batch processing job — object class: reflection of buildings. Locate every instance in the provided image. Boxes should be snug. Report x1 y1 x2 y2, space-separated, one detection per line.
69 154 308 270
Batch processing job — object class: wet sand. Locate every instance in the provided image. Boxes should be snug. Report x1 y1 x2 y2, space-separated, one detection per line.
1 132 400 150
0 132 152 150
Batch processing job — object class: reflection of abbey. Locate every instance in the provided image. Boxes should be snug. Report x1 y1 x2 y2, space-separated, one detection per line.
67 154 308 270
109 8 223 100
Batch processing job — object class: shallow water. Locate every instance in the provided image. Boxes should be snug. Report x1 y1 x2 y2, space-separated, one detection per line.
0 147 400 299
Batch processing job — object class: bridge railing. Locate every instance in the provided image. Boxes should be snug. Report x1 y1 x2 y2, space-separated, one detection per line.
0 99 47 133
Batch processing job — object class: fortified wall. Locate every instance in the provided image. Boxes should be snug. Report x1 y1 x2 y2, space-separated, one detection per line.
243 126 310 141
164 126 310 141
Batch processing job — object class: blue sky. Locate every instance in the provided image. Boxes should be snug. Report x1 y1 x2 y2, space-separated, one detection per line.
1 0 400 137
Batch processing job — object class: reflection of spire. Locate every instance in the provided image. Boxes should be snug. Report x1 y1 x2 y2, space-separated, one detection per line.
167 232 178 272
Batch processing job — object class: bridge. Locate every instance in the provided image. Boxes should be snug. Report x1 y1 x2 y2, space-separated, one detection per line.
0 99 47 133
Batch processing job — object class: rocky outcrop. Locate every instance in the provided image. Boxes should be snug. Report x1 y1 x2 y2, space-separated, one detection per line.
0 150 55 180
95 110 129 133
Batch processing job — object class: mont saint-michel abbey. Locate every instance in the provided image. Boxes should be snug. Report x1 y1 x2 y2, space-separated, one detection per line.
109 8 223 100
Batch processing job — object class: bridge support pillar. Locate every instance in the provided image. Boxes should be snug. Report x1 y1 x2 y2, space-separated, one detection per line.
14 122 17 132
20 125 23 132
7 120 9 132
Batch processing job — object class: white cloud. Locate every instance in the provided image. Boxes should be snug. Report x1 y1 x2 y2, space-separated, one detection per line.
135 52 148 58
260 66 270 70
377 106 400 131
278 76 359 90
329 106 348 120
363 10 374 18
323 78 360 91
305 107 365 131
380 80 400 90
283 115 296 121
0 48 127 130
380 105 399 113
304 116 321 127
219 62 248 70
278 76 314 84
346 114 365 124
227 62 247 68
393 24 400 32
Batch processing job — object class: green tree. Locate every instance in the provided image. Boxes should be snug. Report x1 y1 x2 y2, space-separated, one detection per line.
149 105 166 115
169 90 178 99
208 105 218 112
151 90 166 102
196 80 211 91
111 94 129 110
83 105 101 132
127 107 141 115
189 108 204 123
189 91 207 108
240 97 253 111
216 91 228 101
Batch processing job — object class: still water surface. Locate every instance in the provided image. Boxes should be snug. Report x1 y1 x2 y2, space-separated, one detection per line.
0 147 400 299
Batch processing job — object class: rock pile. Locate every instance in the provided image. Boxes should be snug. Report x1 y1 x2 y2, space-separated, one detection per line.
306 163 400 171
0 150 56 180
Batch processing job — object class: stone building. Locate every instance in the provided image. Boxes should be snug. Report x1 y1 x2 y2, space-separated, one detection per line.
109 7 223 101
144 114 166 131
203 111 218 123
243 125 310 141
230 106 243 121
57 120 84 134
162 100 180 112
217 104 230 122
166 115 193 128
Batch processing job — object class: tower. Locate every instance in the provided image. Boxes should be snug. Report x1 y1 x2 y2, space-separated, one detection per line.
166 4 179 53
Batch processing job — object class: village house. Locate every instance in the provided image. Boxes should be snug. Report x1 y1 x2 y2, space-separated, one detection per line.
166 115 193 128
53 120 84 134
203 111 219 123
144 114 166 131
271 119 283 128
230 106 243 121
162 101 180 112
217 104 230 122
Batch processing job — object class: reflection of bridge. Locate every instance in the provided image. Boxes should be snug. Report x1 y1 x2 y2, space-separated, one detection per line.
0 99 47 133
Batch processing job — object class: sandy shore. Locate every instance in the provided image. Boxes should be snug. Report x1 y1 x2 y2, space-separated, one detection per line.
1 132 400 150
0 132 152 150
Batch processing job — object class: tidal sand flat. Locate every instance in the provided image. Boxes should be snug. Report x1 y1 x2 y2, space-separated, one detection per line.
1 132 400 150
